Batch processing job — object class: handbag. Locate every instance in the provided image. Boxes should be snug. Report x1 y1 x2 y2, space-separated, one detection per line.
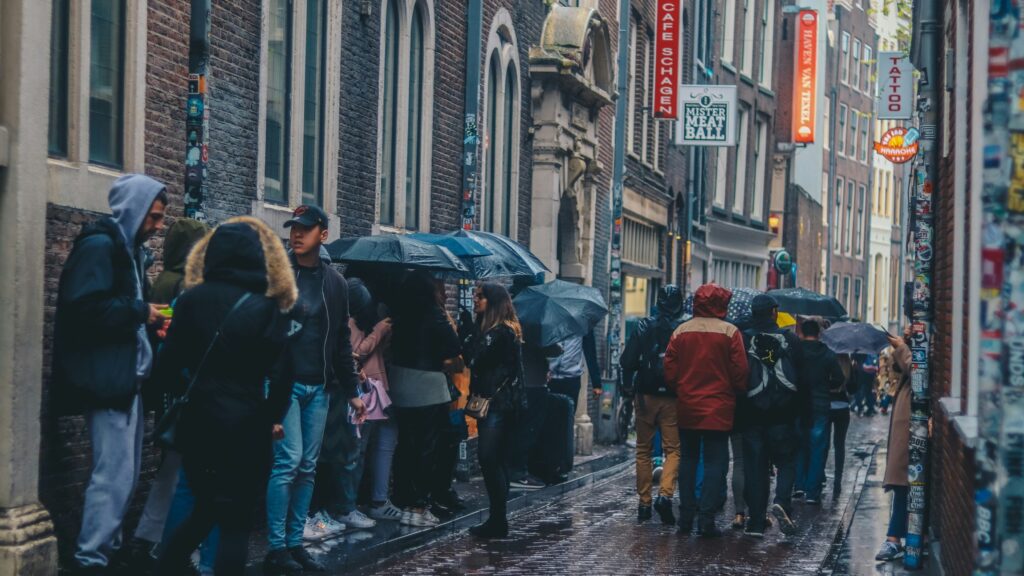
152 293 251 450
465 376 513 420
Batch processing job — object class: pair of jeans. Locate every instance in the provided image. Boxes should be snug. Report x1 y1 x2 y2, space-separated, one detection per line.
393 403 450 509
730 433 746 515
796 413 830 500
367 419 399 503
677 429 729 529
824 408 852 494
548 376 582 414
507 387 548 480
312 390 372 516
477 410 511 522
158 457 257 576
742 422 799 531
887 486 910 539
75 394 144 568
266 383 330 550
635 395 680 505
160 466 218 573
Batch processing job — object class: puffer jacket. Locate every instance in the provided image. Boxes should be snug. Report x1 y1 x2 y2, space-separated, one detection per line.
151 218 208 305
664 284 749 431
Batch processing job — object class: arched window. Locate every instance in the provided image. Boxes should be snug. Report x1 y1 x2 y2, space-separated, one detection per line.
379 0 434 230
482 11 521 238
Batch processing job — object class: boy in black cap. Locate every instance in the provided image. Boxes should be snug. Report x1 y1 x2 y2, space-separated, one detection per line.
265 205 364 574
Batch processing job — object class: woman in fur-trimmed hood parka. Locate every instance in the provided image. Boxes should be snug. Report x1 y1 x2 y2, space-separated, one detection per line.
154 216 299 575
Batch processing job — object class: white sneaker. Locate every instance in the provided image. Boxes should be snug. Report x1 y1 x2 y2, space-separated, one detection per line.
303 516 330 542
404 508 440 527
399 509 413 526
316 511 347 535
335 510 377 530
368 501 404 522
420 509 441 526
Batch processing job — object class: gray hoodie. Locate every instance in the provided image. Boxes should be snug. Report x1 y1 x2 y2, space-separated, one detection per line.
108 174 165 379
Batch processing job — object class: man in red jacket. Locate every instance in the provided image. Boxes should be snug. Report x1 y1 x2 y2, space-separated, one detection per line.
664 284 749 537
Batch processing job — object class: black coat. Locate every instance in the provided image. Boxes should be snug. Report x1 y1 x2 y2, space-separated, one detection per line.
738 319 805 427
465 324 525 414
620 314 681 397
799 340 847 417
390 307 462 372
54 217 152 412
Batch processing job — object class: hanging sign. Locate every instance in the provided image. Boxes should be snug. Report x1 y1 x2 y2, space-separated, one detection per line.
793 10 818 143
874 127 920 164
878 52 915 120
676 85 738 146
653 0 682 119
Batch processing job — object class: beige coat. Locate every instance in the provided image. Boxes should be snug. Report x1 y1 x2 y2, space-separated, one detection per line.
883 343 912 488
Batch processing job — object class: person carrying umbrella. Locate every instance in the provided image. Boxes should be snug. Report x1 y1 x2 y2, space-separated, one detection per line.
620 285 685 526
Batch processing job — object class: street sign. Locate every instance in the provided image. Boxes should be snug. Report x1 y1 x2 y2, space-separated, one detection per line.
653 0 681 119
878 52 915 120
774 250 793 275
793 10 818 143
875 126 921 164
675 85 738 146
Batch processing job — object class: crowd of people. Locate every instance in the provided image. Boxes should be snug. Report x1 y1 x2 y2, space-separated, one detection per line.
620 283 914 561
57 176 599 575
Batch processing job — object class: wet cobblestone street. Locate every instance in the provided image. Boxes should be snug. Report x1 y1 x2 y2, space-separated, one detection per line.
361 416 890 575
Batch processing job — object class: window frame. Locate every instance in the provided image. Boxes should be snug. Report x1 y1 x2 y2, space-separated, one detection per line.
841 32 850 85
834 176 844 253
852 38 862 91
733 107 750 215
848 109 858 159
752 119 767 222
722 0 737 64
255 0 343 225
758 0 774 87
480 9 521 238
741 0 755 76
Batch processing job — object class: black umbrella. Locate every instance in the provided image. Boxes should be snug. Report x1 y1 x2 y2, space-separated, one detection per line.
821 322 891 355
326 234 470 273
447 230 549 281
767 287 848 318
513 280 608 347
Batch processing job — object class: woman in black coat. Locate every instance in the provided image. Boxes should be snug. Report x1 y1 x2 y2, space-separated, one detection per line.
153 217 299 576
464 282 525 538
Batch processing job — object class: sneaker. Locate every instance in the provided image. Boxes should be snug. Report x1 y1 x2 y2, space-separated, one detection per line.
335 510 377 530
288 546 326 572
654 496 676 526
510 476 546 490
771 504 797 536
368 500 403 522
316 511 347 535
732 514 746 530
875 541 905 562
303 514 342 542
792 490 806 500
743 527 765 538
434 489 467 512
263 549 303 576
698 523 724 538
638 505 653 522
402 508 440 527
805 497 822 505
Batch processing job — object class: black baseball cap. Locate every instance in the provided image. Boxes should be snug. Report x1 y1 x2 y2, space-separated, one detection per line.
284 205 329 229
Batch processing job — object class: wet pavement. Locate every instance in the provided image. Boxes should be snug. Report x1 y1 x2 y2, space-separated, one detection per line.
353 416 890 575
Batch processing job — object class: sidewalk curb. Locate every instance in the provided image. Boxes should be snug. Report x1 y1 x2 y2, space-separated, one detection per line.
324 449 632 573
818 440 881 575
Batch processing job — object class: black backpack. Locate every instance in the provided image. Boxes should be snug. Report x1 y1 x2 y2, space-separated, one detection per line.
746 332 799 412
639 317 675 394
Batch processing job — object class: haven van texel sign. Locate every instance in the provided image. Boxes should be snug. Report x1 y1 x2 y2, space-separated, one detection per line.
675 85 738 147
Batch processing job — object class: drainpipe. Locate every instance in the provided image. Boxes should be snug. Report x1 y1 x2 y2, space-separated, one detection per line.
904 0 939 568
607 0 630 383
183 0 211 221
825 8 841 295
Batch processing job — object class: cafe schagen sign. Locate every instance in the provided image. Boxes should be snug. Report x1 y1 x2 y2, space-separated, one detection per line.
675 85 738 147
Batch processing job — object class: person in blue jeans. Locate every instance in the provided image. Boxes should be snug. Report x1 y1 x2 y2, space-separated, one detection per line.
794 320 846 504
264 206 363 575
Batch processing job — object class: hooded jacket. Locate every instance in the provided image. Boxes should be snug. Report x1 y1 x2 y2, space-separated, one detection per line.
151 218 209 304
54 174 165 412
620 312 683 397
798 339 847 417
737 316 805 427
152 217 298 484
664 285 749 431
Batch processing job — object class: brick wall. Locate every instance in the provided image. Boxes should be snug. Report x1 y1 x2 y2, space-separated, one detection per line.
930 406 976 576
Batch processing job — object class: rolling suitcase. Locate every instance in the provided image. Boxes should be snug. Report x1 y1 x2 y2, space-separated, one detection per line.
529 391 575 483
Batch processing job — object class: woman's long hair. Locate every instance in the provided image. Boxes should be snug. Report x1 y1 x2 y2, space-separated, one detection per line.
393 270 444 320
476 282 522 342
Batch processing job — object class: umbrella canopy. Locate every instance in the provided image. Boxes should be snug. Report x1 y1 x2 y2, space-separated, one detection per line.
326 234 470 273
408 233 493 258
447 230 549 281
821 322 891 355
513 280 608 347
767 287 848 318
681 287 761 326
777 312 797 328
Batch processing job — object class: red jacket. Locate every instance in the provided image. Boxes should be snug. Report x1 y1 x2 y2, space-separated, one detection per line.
664 285 749 431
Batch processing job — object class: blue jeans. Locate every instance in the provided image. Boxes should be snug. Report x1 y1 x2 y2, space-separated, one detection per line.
161 466 218 572
266 383 330 550
888 486 909 539
796 413 830 499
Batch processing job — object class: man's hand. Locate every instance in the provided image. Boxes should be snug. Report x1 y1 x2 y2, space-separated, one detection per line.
349 397 367 419
272 424 285 441
148 304 169 326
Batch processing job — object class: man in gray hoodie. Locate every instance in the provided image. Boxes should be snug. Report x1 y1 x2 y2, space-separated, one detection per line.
54 174 168 573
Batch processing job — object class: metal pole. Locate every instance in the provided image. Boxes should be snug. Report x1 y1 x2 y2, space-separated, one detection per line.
607 0 630 382
825 10 841 295
183 0 211 221
905 1 940 568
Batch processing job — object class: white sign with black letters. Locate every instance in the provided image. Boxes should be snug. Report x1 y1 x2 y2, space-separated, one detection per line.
675 85 738 147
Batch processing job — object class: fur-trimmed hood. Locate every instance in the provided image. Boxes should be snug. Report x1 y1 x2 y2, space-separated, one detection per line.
184 216 298 311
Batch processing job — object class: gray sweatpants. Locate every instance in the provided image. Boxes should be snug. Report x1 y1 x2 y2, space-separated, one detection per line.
75 394 144 568
133 450 182 543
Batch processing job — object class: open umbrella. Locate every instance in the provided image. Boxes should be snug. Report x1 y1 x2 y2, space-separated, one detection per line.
326 235 470 273
821 322 891 355
767 287 848 319
447 230 549 281
408 233 493 258
513 280 608 347
681 287 761 325
777 312 797 329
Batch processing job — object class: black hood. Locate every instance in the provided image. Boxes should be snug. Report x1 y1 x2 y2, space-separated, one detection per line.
203 223 268 294
801 339 833 359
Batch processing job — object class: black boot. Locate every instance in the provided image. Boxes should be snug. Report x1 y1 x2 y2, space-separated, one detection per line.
654 496 676 526
638 505 653 522
469 518 509 538
263 549 303 576
289 547 326 572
